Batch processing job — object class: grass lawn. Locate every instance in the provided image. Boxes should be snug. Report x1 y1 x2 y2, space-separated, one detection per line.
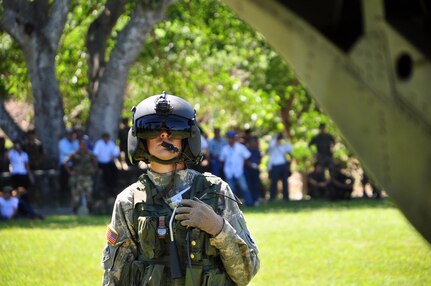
0 199 430 285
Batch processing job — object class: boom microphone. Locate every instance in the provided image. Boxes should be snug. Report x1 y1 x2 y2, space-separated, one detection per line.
161 141 179 153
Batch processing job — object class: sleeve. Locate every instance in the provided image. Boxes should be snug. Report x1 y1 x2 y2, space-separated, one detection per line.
209 182 260 286
113 143 120 157
102 190 138 286
284 143 293 154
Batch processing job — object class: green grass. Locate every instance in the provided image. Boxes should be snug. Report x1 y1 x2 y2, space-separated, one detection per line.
1 199 430 285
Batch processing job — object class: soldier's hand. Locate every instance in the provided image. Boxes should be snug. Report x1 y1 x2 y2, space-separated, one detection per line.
175 198 224 236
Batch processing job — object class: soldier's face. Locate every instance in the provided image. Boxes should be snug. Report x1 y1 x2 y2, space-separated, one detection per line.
147 130 182 161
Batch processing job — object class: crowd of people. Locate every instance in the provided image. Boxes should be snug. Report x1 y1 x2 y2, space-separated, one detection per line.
194 123 382 205
0 124 124 217
0 118 383 219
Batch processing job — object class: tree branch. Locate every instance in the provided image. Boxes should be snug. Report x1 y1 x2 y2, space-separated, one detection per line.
110 0 174 69
44 0 71 52
86 0 127 97
0 0 32 45
0 100 26 141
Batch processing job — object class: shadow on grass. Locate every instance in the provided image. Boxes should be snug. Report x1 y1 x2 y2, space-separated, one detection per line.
243 197 397 214
0 198 396 229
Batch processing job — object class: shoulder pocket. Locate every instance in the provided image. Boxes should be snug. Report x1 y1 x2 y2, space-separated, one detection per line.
102 244 119 270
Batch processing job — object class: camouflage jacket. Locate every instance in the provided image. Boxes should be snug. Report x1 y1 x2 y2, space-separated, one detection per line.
102 168 259 286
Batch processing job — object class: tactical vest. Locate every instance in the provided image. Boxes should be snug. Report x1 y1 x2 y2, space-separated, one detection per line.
124 173 236 286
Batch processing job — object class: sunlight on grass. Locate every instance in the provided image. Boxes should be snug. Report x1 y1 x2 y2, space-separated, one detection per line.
0 200 430 285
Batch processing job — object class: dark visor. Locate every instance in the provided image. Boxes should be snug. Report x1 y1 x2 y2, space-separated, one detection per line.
134 114 192 139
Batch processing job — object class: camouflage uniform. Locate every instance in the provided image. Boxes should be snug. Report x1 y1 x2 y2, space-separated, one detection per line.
102 168 259 286
67 151 96 210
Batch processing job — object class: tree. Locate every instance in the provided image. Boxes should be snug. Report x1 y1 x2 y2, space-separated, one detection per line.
0 0 70 164
0 0 174 165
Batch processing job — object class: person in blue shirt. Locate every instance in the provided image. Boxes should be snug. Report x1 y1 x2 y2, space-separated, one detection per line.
208 127 227 177
57 129 79 205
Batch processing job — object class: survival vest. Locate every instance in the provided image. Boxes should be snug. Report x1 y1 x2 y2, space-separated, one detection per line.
123 172 236 286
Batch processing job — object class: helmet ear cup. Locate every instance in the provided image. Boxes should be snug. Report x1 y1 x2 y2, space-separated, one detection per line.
127 128 139 164
188 124 201 158
128 128 149 164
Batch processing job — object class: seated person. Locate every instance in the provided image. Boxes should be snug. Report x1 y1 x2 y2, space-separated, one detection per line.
0 186 19 220
361 172 382 199
0 185 43 220
329 162 354 200
307 163 329 199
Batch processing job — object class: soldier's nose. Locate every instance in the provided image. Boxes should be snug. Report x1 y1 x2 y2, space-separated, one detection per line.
159 130 170 139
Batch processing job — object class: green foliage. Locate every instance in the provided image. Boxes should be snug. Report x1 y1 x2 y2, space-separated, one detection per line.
0 34 30 101
55 1 104 125
0 0 354 172
127 0 352 172
0 200 430 285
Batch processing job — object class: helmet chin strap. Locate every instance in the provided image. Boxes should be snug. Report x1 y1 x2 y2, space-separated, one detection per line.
148 154 183 165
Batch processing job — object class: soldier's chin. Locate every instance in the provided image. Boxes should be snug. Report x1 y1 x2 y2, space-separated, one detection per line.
155 151 178 161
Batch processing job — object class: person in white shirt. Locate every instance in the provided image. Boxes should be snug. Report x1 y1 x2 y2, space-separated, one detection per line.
219 131 255 206
93 132 120 198
8 142 32 199
0 186 19 220
267 133 293 201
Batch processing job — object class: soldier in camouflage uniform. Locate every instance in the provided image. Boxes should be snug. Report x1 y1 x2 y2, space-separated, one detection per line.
64 139 97 214
102 93 260 286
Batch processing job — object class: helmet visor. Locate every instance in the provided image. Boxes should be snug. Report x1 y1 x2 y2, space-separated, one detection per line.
134 114 193 140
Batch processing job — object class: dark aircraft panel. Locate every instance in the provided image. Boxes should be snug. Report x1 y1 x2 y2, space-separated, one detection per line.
223 0 431 243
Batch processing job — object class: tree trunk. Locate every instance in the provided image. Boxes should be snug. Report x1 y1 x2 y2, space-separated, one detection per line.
87 0 174 142
280 96 294 138
1 0 70 166
23 43 66 166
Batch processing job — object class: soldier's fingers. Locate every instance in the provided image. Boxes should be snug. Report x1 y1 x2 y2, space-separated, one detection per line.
175 206 192 213
179 219 193 227
180 199 198 207
175 213 189 221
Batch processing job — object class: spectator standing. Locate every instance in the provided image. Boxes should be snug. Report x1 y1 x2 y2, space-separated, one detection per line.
58 129 79 204
267 133 293 201
220 131 254 206
245 136 263 205
309 123 335 175
74 125 93 151
93 132 120 198
64 139 98 214
22 129 45 170
208 127 226 177
118 118 131 168
0 186 19 220
8 142 32 199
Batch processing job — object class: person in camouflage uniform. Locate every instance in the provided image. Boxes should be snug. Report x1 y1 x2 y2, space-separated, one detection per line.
102 93 260 286
64 139 97 214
